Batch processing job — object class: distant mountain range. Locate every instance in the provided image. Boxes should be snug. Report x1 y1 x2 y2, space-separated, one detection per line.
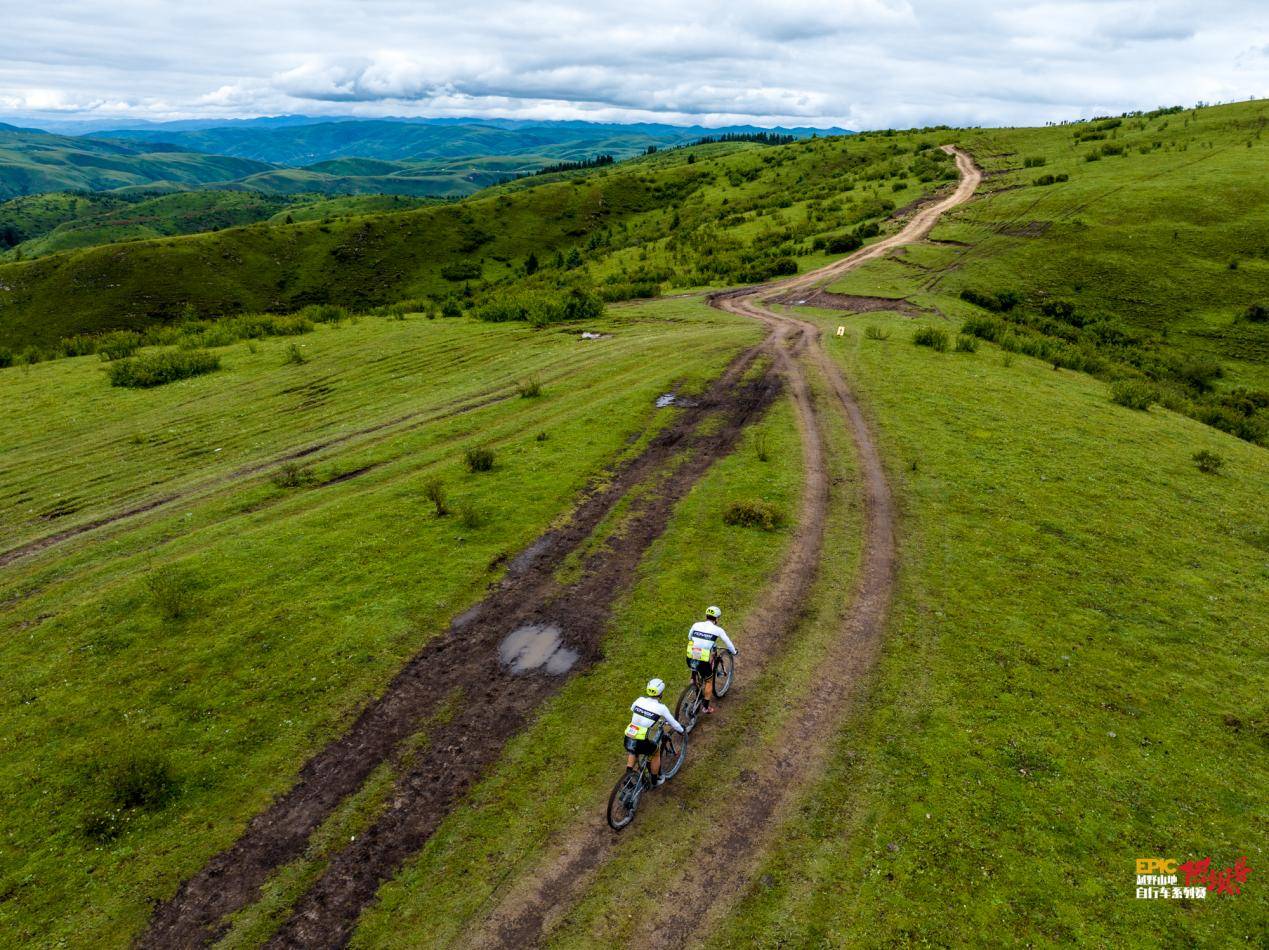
0 116 848 201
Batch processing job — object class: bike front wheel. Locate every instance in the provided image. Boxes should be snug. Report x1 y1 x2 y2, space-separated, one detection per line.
676 682 701 733
660 731 688 781
606 770 642 831
713 652 735 698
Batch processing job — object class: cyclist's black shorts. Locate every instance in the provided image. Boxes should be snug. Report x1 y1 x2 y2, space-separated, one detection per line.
687 657 717 678
625 736 658 756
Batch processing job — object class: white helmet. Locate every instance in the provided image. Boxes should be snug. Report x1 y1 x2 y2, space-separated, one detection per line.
705 605 722 619
645 677 666 698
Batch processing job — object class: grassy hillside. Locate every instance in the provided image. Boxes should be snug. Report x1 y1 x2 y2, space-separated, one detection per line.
0 192 443 261
824 101 1268 445
0 192 296 259
0 134 943 348
0 191 131 248
0 123 273 199
713 300 1267 946
0 300 765 945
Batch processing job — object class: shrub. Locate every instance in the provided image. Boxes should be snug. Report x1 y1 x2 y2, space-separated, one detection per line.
0 348 13 369
285 343 307 365
1192 450 1224 475
954 334 978 353
912 326 949 352
959 288 1019 313
1175 358 1223 393
1241 303 1267 323
464 446 495 472
423 477 449 517
272 462 316 489
440 297 463 319
753 431 770 462
855 221 881 239
80 750 178 841
535 430 549 442
96 330 143 361
1110 379 1157 410
440 260 482 281
826 233 863 254
517 375 542 398
962 315 1005 342
722 499 785 531
301 303 349 324
1023 156 1047 168
473 287 604 327
147 565 202 620
108 349 220 388
458 500 487 529
864 325 891 341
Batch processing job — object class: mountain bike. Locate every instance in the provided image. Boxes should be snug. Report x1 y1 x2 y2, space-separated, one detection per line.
606 729 687 831
675 650 735 733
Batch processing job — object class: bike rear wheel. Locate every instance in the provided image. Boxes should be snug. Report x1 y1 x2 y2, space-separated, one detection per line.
676 682 701 733
713 652 735 698
660 731 688 780
606 770 642 830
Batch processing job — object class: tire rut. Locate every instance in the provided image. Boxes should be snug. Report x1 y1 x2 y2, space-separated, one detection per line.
139 342 780 949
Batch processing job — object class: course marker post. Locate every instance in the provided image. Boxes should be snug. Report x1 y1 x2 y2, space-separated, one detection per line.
836 326 845 337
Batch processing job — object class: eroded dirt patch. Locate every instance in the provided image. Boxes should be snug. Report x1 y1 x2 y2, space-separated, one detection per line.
771 289 922 315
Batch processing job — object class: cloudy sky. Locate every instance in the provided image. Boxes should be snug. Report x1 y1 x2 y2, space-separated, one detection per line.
2 1 1266 130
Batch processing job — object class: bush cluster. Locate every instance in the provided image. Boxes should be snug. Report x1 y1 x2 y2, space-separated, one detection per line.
472 287 604 327
960 288 1020 312
1110 380 1157 410
108 349 220 388
1033 173 1070 186
912 326 949 352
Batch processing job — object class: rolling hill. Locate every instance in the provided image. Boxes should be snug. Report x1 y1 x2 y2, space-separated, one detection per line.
0 123 273 199
93 116 842 165
0 100 1264 947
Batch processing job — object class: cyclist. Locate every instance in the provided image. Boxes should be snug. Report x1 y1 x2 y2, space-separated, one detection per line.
686 605 737 714
624 678 685 786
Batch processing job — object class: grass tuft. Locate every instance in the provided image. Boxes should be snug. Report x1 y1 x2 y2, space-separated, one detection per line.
722 498 785 531
912 326 949 352
464 446 495 473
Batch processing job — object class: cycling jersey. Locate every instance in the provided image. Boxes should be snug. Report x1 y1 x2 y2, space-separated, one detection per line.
686 620 736 663
625 697 684 741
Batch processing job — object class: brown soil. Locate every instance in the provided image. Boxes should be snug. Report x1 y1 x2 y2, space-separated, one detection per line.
456 147 982 949
140 344 782 949
770 289 922 315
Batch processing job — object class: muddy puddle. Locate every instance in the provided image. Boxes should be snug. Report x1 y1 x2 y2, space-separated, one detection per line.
499 623 579 674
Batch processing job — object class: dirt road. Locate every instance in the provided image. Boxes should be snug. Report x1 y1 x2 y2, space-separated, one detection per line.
456 148 981 948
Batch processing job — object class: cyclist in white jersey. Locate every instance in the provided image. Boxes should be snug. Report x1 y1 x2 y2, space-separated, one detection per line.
686 605 737 714
624 678 685 786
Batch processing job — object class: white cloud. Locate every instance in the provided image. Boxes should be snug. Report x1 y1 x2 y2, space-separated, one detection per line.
0 0 1265 129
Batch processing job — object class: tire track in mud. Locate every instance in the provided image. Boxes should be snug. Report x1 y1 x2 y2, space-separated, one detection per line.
459 307 831 950
459 147 980 949
140 344 781 949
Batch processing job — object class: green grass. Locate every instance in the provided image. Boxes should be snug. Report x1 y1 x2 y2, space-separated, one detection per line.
712 304 1267 946
0 299 763 945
